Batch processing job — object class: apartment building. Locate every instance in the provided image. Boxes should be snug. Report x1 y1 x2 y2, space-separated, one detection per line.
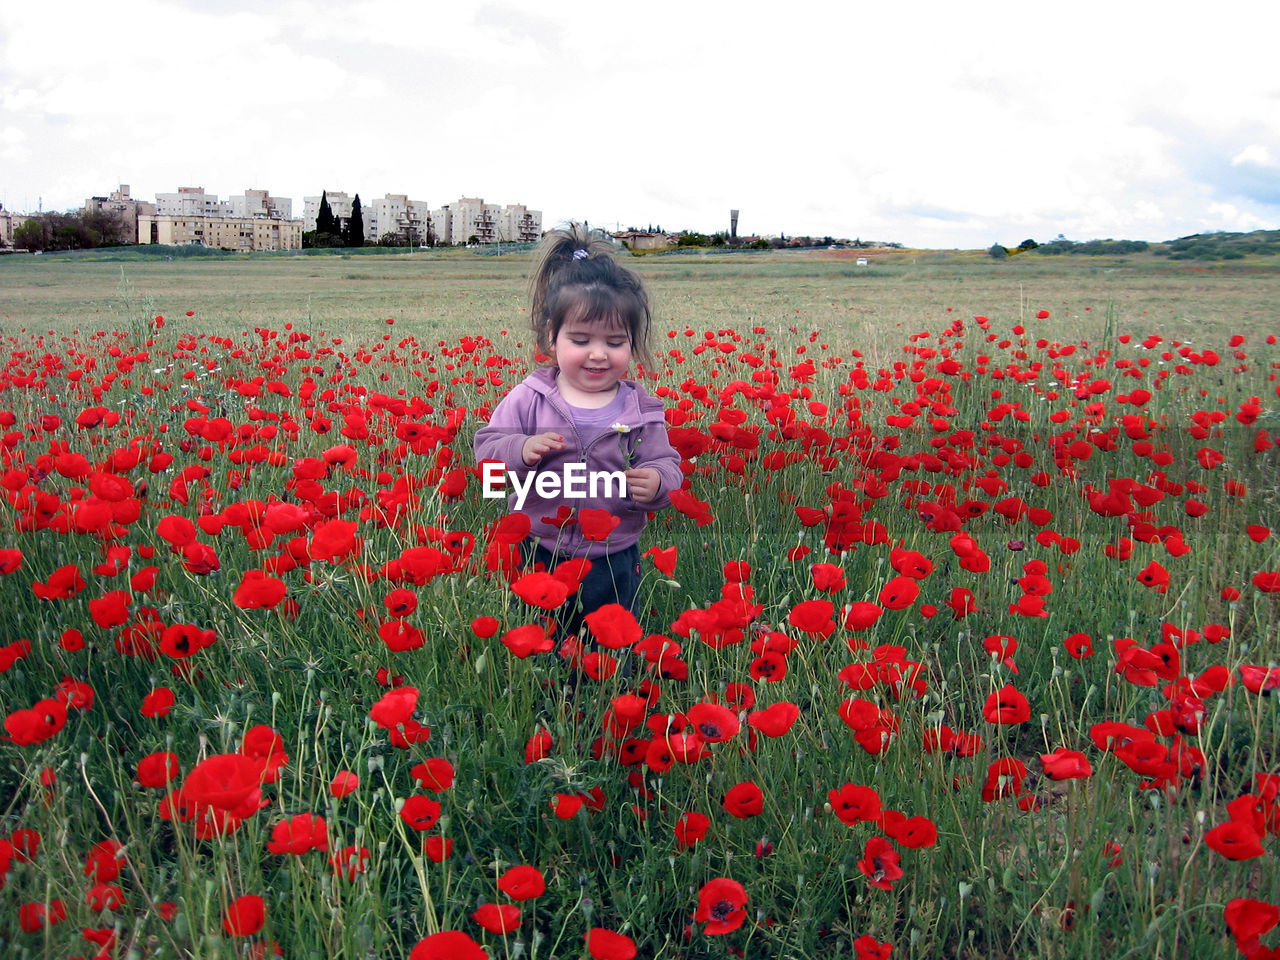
137 214 302 250
302 191 354 232
431 198 541 245
228 189 292 220
0 203 16 247
138 185 302 250
83 185 157 244
367 194 431 245
155 187 229 218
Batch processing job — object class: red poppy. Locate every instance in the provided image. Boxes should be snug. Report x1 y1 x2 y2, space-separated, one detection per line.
1254 571 1280 593
383 588 418 618
136 752 180 788
829 783 883 825
423 835 453 862
267 813 329 854
877 576 920 610
946 587 978 619
1064 632 1094 659
32 564 87 600
694 877 748 935
410 758 455 792
471 616 500 638
1205 821 1266 861
644 545 677 576
1040 748 1093 780
83 839 125 882
853 934 894 960
222 895 266 936
1135 560 1170 593
501 623 554 658
688 702 740 742
369 687 418 729
400 796 442 832
498 864 546 900
583 604 643 649
1224 898 1280 954
472 903 521 934
551 793 584 818
86 882 125 912
408 931 487 960
137 689 175 727
983 684 1030 724
983 757 1028 802
510 571 570 610
578 508 622 541
675 810 711 850
857 835 903 890
586 927 638 960
18 899 67 933
232 570 287 609
89 590 132 629
329 770 360 797
525 728 553 763
0 548 24 575
811 562 847 592
883 812 938 848
329 845 371 880
788 599 836 639
182 753 264 813
843 601 883 631
747 701 800 738
722 781 764 818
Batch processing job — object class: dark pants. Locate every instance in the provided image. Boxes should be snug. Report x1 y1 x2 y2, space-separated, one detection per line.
526 541 642 642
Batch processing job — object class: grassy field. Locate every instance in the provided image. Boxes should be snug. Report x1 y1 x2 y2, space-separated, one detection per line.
1 245 1277 959
3 246 1280 347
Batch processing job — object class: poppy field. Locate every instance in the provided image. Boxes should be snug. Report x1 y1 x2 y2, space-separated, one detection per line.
1 251 1278 959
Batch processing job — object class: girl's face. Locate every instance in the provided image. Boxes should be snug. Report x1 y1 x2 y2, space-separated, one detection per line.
550 316 632 405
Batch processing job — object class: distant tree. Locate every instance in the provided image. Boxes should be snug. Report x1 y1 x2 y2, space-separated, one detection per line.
379 232 407 247
1017 238 1039 251
317 192 335 235
13 219 45 252
347 194 364 247
988 243 1009 260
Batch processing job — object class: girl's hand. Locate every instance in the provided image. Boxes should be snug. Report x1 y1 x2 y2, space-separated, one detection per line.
522 432 565 466
624 467 661 503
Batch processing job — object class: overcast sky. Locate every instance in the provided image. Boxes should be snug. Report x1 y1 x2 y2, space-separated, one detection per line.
2 1 1277 249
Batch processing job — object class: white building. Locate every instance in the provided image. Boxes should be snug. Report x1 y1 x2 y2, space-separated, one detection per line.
302 191 354 232
155 187 229 218
142 185 301 250
227 189 292 220
431 197 541 245
0 203 18 247
365 194 430 245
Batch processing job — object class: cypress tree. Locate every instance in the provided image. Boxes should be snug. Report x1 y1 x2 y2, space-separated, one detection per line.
317 191 334 235
348 194 364 247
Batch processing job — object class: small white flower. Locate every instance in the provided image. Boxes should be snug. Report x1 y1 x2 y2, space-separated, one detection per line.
610 422 631 434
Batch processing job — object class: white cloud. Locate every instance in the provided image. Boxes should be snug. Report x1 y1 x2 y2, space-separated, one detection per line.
1232 145 1278 168
3 1 1279 245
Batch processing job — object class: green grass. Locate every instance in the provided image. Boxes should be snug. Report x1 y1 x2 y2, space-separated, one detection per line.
4 246 1280 348
0 248 1277 959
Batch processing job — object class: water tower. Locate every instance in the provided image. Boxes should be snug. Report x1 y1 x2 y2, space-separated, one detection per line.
730 209 739 241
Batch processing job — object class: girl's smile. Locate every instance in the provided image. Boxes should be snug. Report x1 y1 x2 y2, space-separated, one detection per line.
551 319 632 407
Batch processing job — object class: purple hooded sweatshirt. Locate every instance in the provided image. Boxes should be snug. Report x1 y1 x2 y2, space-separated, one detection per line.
473 366 683 559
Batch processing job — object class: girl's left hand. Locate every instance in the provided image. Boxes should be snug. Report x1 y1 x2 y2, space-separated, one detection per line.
624 468 661 503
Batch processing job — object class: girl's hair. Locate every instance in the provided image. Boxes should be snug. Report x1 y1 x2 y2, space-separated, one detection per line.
529 223 654 368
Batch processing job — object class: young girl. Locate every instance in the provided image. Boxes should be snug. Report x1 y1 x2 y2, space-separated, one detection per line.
473 224 682 642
